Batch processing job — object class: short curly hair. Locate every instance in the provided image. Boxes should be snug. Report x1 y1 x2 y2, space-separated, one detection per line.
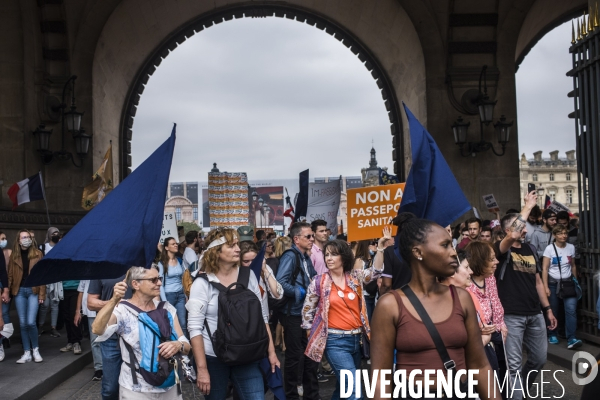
323 240 355 273
202 228 238 274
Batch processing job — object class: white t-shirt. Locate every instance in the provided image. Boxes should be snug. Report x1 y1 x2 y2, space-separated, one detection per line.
543 243 575 280
183 247 198 270
77 280 96 317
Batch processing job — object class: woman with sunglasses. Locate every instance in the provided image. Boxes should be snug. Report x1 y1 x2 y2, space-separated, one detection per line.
7 229 46 363
240 241 283 302
187 229 279 400
92 266 190 399
158 237 187 337
302 237 386 400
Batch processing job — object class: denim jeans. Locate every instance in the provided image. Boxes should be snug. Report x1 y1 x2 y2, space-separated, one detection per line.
2 298 10 325
504 314 548 400
204 355 264 400
15 287 40 351
364 295 375 323
38 296 59 327
165 290 187 335
88 317 103 371
101 335 122 400
548 282 578 340
324 333 362 400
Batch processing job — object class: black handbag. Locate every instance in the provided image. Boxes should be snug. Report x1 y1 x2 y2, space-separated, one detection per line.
333 281 370 359
401 285 471 399
552 244 577 299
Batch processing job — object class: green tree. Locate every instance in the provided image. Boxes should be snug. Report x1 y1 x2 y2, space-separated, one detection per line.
178 221 201 234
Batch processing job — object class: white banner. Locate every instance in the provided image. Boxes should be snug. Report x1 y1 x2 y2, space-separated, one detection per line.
306 181 341 233
160 212 179 244
547 200 570 214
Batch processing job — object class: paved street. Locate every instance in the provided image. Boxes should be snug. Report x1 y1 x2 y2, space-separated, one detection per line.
42 355 584 400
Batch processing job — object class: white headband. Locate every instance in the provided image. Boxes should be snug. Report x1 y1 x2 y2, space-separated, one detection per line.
206 236 227 250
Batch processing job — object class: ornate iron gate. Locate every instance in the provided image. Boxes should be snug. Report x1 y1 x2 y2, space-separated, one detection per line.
569 16 600 344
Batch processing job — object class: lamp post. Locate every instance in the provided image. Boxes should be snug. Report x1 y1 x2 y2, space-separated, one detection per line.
451 66 513 157
32 75 90 167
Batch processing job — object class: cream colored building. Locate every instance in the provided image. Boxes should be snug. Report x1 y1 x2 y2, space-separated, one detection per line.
520 150 578 210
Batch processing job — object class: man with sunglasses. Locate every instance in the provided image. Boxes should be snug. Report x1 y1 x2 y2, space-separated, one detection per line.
88 276 133 400
276 222 319 400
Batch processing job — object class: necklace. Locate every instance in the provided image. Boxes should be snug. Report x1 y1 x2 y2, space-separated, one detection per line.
471 277 486 290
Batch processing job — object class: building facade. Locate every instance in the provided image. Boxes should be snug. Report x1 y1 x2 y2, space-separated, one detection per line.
520 150 578 210
165 182 199 225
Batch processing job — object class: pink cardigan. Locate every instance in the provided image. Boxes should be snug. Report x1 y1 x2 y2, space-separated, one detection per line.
301 267 382 362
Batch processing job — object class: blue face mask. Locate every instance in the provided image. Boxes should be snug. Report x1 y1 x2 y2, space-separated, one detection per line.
369 249 375 256
0 240 6 249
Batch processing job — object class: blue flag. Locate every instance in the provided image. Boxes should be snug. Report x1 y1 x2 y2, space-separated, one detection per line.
399 104 471 227
378 167 400 185
248 242 266 282
25 125 177 286
294 169 309 222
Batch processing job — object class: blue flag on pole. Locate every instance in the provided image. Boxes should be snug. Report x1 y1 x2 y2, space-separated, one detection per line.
249 242 266 282
398 104 471 226
25 125 177 286
294 169 309 222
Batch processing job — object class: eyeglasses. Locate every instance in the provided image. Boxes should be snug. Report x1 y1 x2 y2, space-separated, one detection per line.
297 234 314 239
136 277 163 284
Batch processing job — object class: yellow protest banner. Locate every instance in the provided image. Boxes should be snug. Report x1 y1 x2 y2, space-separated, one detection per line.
346 183 405 242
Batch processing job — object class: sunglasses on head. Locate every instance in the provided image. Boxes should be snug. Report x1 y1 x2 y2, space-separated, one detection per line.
136 276 163 284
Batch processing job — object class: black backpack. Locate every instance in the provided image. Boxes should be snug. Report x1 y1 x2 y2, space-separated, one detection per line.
199 267 269 366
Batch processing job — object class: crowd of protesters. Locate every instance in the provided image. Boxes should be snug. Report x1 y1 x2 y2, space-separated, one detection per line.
0 191 594 399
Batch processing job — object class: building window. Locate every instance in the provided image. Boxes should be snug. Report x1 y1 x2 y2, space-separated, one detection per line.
532 174 538 181
549 190 556 201
566 173 571 181
549 173 554 181
566 189 573 204
176 207 182 221
193 207 198 221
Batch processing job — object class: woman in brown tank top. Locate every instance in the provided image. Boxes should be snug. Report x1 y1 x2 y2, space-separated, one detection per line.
370 213 500 399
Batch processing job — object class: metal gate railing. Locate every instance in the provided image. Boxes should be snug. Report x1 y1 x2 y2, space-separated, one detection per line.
569 16 600 344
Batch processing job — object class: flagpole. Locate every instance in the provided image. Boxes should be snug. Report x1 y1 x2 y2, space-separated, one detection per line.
38 171 51 227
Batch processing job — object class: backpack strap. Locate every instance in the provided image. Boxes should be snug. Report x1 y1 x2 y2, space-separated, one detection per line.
499 248 511 280
121 338 141 390
237 264 251 288
401 285 456 370
527 243 541 273
121 300 143 314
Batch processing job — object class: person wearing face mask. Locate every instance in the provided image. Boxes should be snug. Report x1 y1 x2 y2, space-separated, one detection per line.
7 229 46 363
37 227 63 337
0 231 9 362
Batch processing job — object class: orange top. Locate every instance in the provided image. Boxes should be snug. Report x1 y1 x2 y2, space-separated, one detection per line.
468 290 485 328
328 284 362 330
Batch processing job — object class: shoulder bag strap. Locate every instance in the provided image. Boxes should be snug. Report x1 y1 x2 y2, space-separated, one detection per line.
401 285 456 370
552 244 563 281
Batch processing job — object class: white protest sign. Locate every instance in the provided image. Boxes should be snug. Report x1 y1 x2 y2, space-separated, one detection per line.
473 207 481 220
160 212 179 244
482 194 500 213
547 201 570 214
306 181 341 234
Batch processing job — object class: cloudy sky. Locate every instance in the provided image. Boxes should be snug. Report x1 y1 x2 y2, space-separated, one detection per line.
132 17 575 182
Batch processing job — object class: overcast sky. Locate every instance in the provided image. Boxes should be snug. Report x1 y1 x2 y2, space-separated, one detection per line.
132 17 575 181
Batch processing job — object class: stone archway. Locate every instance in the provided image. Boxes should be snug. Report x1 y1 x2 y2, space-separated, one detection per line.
91 0 427 184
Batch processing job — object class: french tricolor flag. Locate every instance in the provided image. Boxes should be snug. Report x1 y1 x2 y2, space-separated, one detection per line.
7 172 45 209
